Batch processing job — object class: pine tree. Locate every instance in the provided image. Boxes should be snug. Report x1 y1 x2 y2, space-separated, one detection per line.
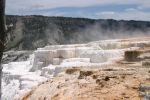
0 0 6 99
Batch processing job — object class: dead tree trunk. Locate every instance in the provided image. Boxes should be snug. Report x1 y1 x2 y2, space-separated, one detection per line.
0 0 6 99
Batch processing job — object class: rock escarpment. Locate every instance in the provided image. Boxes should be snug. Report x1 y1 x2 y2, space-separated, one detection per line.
6 15 150 50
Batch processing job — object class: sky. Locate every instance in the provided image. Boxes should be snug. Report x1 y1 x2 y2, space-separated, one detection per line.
6 0 150 21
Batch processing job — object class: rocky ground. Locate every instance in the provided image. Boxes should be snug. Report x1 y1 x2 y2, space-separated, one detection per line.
20 61 150 100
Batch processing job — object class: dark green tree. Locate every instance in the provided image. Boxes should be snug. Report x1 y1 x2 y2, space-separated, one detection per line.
0 0 6 99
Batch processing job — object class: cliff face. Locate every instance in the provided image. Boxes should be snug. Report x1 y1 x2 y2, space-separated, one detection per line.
6 15 150 50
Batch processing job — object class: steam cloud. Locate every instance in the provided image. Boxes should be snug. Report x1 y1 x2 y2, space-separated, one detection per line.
70 23 150 44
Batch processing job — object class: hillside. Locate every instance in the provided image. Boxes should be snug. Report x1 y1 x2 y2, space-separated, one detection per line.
6 15 150 50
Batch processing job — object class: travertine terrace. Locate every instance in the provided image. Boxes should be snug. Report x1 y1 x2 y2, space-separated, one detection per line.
3 37 150 100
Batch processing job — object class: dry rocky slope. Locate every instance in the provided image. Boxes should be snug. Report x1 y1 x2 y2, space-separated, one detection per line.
17 37 150 100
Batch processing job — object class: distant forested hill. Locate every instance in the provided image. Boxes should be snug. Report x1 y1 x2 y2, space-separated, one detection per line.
6 15 150 50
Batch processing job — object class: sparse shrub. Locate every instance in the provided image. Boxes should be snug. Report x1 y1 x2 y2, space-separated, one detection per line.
96 79 105 87
142 60 150 67
92 74 98 79
65 68 79 74
124 50 141 62
78 70 93 79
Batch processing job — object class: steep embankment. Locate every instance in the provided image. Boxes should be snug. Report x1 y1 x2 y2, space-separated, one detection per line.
6 15 150 50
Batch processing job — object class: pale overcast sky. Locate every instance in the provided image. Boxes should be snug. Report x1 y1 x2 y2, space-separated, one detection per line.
6 0 150 21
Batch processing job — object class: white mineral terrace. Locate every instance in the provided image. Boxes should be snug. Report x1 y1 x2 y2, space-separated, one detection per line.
2 37 150 100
